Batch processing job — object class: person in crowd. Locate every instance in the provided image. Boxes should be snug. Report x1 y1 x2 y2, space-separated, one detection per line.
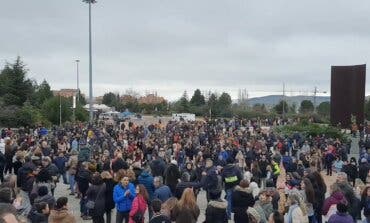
38 157 59 196
29 202 49 223
361 186 370 222
53 151 68 185
161 197 178 219
153 176 172 203
336 172 360 221
66 149 78 195
101 171 115 223
334 156 344 173
164 160 181 195
129 184 148 223
232 179 255 223
285 193 309 223
322 183 348 219
0 148 5 183
49 197 76 223
343 157 358 187
297 178 314 221
76 161 92 219
328 202 354 223
204 190 228 223
114 176 136 223
306 171 326 223
149 199 171 223
0 203 19 223
174 172 203 199
202 158 220 202
4 139 14 175
181 162 197 182
33 186 55 210
137 169 155 218
255 190 274 221
268 211 284 223
222 157 243 219
359 158 370 184
149 151 166 177
171 188 200 223
247 207 262 223
86 173 106 223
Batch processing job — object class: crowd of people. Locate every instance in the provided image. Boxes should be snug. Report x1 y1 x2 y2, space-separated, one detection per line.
0 117 369 223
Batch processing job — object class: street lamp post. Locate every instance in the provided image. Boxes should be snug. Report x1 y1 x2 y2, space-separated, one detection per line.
82 0 96 123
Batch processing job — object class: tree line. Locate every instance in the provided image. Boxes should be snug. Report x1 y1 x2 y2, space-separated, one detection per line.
0 57 88 127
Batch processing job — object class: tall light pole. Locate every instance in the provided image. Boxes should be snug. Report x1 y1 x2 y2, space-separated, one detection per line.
83 0 96 123
75 59 80 102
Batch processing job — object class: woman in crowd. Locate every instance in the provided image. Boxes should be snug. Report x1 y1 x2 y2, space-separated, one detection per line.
204 190 228 223
129 184 149 223
101 171 116 223
161 197 178 219
171 188 200 223
86 173 106 223
232 179 255 223
300 178 316 223
322 183 348 220
361 186 370 222
114 176 136 223
49 197 76 223
307 171 326 223
285 193 309 223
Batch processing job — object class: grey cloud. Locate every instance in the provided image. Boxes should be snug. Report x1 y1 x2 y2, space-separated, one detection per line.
1 0 370 100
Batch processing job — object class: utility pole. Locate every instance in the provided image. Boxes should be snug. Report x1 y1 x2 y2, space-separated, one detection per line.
282 82 286 118
313 86 317 113
59 95 62 126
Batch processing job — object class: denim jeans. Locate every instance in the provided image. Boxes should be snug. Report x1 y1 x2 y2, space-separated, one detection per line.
226 188 233 219
80 197 87 216
69 174 75 193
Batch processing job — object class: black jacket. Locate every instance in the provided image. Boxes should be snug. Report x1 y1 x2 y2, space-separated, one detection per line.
86 183 106 217
164 164 181 192
103 178 115 211
150 158 166 177
29 210 48 223
204 199 228 223
221 164 242 190
232 186 255 223
112 158 129 173
76 168 91 195
359 163 370 183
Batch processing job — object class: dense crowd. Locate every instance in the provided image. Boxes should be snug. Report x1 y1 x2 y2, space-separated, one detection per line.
0 118 369 223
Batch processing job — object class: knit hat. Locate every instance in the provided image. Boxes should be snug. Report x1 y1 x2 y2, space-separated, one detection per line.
247 207 261 222
171 160 178 166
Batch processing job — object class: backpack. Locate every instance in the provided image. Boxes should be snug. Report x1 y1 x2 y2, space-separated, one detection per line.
210 174 223 194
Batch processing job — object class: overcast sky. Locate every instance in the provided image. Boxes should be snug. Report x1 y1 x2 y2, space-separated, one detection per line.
1 0 370 101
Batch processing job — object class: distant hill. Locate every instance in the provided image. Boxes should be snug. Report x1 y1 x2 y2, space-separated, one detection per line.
246 95 330 106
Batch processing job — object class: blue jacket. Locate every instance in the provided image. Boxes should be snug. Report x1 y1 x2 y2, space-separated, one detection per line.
154 185 172 203
113 183 136 212
138 171 155 201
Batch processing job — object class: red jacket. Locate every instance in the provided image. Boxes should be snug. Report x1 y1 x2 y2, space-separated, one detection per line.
129 195 147 223
322 191 347 215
